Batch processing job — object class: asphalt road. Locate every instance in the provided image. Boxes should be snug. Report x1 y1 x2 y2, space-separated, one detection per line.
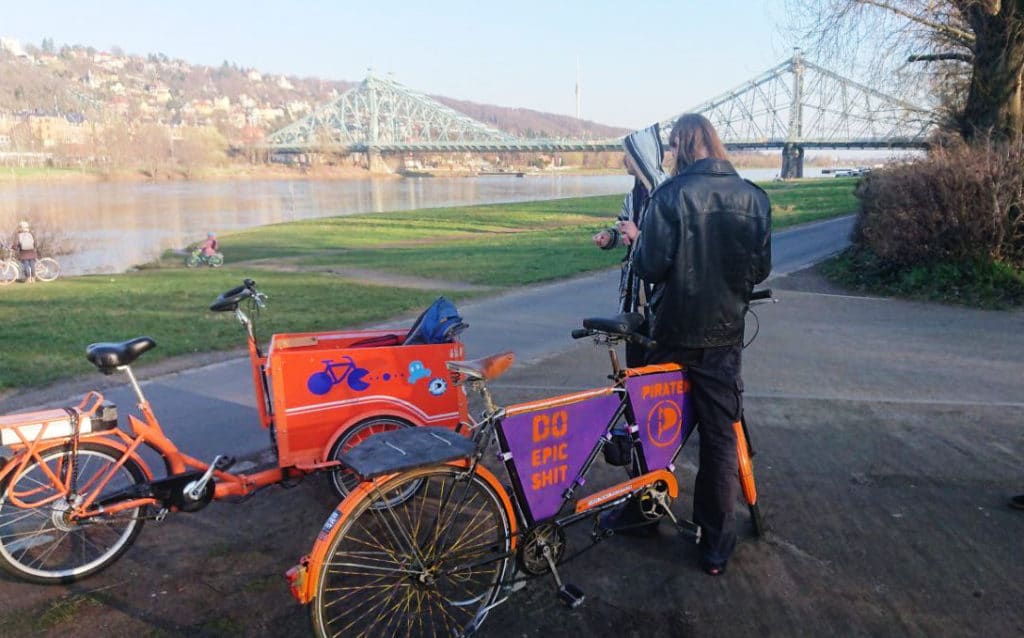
23 215 855 462
2 214 1023 638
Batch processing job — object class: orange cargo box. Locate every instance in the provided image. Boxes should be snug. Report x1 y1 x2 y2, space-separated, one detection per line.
265 329 468 469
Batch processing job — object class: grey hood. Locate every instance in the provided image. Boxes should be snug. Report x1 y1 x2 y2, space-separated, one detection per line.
623 123 668 191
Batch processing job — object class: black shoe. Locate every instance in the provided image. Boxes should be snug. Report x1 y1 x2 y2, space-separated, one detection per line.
1010 495 1024 510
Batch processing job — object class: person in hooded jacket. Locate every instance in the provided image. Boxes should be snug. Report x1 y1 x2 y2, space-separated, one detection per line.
619 113 771 575
592 123 669 367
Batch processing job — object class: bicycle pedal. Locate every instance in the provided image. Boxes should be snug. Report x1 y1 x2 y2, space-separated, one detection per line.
675 519 702 544
215 455 236 471
557 583 585 609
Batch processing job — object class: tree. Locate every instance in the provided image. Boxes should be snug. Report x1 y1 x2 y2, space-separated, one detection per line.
174 126 227 178
788 0 1024 141
132 123 172 178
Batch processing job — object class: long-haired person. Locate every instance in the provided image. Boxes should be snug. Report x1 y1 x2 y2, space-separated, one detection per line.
619 113 772 575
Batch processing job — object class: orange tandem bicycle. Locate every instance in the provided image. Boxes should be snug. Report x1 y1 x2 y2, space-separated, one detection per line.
0 279 469 583
287 289 773 637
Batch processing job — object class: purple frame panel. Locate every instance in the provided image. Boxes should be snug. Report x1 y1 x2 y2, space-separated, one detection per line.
625 369 693 471
499 392 621 521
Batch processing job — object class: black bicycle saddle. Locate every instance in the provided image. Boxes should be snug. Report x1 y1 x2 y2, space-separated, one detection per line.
86 337 157 373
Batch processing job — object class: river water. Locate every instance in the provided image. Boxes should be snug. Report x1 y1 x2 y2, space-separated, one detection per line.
0 167 784 276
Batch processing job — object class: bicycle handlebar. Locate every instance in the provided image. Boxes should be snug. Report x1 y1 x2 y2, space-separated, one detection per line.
210 279 265 312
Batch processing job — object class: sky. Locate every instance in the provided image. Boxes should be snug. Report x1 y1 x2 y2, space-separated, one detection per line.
3 0 792 130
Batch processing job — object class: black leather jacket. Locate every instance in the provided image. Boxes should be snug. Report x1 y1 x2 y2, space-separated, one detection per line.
630 158 771 349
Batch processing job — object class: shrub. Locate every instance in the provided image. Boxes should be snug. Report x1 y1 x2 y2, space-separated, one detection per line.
854 139 1024 268
823 247 1024 309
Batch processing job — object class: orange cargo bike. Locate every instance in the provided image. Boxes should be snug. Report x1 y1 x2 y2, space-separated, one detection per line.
0 279 469 583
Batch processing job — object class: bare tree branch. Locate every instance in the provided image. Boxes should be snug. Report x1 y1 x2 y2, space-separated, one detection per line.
856 0 976 45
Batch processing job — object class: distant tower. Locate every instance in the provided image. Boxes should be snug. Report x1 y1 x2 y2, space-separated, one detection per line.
575 57 582 119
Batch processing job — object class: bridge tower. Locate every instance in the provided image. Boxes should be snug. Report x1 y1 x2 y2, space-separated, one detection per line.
781 49 805 179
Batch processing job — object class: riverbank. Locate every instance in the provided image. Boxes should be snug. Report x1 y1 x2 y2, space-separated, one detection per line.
0 163 387 184
0 179 859 392
0 158 849 185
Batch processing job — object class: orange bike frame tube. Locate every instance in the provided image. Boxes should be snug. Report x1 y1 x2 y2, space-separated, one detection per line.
125 404 285 499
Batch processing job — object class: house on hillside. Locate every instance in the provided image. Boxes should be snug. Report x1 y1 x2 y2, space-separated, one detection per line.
0 37 30 59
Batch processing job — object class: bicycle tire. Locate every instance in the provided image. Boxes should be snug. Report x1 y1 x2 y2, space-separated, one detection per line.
0 260 18 285
311 465 512 638
326 417 419 503
185 254 201 268
0 442 148 584
34 257 60 282
749 502 766 538
208 254 224 267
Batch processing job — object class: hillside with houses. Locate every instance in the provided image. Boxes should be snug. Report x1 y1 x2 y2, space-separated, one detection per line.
0 37 628 177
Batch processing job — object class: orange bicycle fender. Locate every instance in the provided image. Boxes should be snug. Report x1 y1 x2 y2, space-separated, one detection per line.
293 460 516 605
734 421 757 505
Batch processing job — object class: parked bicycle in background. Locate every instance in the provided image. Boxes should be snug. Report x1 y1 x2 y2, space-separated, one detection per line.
0 243 60 285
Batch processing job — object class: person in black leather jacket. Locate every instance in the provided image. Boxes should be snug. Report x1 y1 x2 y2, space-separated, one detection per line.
620 113 771 575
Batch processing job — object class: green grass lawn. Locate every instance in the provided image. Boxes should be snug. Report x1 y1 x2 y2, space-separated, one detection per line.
0 178 857 390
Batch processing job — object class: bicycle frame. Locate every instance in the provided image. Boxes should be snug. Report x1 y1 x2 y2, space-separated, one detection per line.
288 343 700 606
0 362 290 523
494 360 693 528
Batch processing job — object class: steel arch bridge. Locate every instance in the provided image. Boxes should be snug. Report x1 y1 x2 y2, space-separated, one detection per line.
262 51 934 177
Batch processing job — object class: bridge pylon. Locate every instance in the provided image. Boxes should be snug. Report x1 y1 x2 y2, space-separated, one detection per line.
662 48 933 178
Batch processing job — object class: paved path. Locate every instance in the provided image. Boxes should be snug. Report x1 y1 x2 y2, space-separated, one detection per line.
32 215 853 462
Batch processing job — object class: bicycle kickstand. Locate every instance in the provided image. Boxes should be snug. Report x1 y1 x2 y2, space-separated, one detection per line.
541 544 585 609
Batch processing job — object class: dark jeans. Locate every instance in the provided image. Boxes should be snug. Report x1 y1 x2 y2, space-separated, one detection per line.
20 258 36 280
647 343 743 567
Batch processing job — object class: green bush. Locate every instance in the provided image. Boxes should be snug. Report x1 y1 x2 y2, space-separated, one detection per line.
823 246 1024 309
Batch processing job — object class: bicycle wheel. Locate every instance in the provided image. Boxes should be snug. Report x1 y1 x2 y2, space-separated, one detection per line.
311 466 512 638
185 253 201 268
0 260 18 285
0 442 148 584
34 257 60 282
326 417 418 502
208 253 224 267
